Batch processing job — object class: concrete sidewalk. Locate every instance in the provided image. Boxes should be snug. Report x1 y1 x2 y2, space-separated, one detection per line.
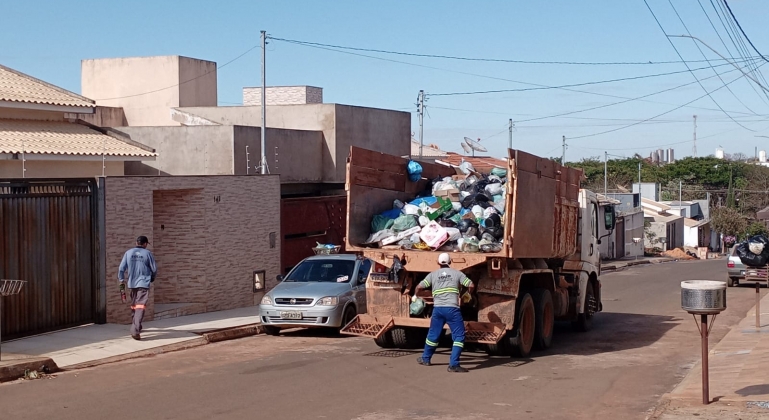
601 256 676 272
1 305 261 379
666 289 769 404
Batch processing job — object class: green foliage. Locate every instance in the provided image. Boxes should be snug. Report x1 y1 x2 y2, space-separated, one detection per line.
744 222 769 240
710 207 747 237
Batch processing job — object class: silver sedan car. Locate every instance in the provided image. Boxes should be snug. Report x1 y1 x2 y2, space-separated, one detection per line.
727 246 746 287
259 254 372 335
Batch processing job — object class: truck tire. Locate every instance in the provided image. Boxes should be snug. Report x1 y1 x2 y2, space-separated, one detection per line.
512 293 536 358
574 282 596 332
374 332 395 349
262 325 281 336
390 327 424 349
532 289 554 350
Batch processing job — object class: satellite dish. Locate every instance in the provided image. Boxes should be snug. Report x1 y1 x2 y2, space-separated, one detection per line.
460 142 472 154
464 137 488 156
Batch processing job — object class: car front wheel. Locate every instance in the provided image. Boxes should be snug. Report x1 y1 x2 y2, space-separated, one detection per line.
728 276 739 287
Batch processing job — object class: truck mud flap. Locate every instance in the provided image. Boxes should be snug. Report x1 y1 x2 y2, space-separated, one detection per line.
340 314 394 340
464 321 507 344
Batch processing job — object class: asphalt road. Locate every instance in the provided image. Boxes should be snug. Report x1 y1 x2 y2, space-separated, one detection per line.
0 260 764 420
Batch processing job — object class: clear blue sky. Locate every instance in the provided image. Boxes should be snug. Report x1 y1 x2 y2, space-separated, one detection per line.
4 0 769 161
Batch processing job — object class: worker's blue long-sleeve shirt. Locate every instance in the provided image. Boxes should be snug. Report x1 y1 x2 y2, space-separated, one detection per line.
118 247 157 289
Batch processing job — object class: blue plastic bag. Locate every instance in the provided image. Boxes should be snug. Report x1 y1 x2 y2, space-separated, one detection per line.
380 208 402 220
407 160 423 182
410 196 437 207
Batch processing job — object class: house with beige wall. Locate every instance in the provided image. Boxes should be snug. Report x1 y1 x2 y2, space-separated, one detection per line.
0 63 156 178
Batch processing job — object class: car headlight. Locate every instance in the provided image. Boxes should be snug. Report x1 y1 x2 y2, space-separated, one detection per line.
315 296 338 306
261 295 273 305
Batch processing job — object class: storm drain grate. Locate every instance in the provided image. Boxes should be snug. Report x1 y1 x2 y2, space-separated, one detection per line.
500 360 530 368
365 350 419 358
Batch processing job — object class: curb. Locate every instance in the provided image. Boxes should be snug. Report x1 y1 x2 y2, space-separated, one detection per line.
63 336 208 371
0 357 59 383
202 324 264 343
57 324 265 372
602 257 678 273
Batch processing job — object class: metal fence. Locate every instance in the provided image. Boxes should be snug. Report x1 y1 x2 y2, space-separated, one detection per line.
0 179 99 340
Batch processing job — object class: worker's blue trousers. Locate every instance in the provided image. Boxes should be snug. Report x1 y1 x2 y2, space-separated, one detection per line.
421 306 466 367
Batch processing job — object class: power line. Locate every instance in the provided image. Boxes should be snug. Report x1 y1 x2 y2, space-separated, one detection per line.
670 0 759 116
268 36 759 66
573 140 692 151
644 0 752 131
568 61 766 140
722 0 768 63
274 33 763 118
714 0 769 103
698 0 768 106
428 60 750 97
92 44 261 101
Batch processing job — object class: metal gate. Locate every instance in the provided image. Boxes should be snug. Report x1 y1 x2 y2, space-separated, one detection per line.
0 179 99 340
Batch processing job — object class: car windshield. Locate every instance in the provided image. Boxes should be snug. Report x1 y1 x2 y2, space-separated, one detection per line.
284 260 356 283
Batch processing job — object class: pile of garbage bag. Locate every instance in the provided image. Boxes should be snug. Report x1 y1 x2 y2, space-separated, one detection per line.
363 160 507 254
736 235 769 267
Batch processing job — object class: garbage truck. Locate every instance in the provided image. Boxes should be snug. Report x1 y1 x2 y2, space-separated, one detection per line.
340 146 615 357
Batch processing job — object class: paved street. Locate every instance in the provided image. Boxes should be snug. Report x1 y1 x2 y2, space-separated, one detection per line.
0 260 764 420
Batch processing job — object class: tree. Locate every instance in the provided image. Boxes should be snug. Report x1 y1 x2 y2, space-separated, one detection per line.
711 207 748 238
744 221 769 240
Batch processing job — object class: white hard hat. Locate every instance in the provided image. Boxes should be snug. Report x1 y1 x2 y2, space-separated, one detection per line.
438 253 451 265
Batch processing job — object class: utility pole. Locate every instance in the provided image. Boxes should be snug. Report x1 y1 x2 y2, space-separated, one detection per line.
604 151 608 195
561 136 567 165
508 119 513 150
693 115 698 158
417 90 425 160
679 180 683 206
260 30 267 174
638 160 642 202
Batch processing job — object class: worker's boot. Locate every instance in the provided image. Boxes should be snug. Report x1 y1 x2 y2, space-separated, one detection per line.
416 357 431 366
447 365 469 373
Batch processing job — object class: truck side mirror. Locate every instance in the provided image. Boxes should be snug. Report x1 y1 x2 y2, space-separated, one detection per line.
604 205 616 231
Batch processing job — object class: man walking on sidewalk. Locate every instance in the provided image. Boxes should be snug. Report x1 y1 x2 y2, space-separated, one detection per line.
118 236 157 341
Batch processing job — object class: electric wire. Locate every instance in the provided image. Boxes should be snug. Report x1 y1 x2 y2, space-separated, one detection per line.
644 0 752 131
268 36 758 66
92 44 261 101
568 61 766 140
273 34 762 117
670 0 759 116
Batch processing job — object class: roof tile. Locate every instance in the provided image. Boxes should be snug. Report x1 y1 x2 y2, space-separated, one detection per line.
0 64 94 108
0 119 156 158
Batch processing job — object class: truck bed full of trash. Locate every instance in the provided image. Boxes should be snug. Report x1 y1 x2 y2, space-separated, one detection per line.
736 235 769 267
362 161 508 254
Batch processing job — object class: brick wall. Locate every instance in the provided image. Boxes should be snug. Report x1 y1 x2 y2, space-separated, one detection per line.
105 175 281 324
242 86 323 106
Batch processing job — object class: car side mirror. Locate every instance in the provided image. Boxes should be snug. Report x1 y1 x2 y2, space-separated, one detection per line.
604 205 616 231
597 239 602 245
276 274 284 282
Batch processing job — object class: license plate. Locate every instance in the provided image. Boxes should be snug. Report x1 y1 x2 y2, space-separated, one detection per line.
280 311 302 320
369 273 391 283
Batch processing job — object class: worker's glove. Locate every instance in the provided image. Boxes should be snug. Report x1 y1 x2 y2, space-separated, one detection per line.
411 295 418 303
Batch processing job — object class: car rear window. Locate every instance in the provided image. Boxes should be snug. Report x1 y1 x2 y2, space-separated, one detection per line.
284 260 356 283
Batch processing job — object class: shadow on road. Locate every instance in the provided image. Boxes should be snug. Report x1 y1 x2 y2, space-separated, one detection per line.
547 312 681 357
736 384 769 396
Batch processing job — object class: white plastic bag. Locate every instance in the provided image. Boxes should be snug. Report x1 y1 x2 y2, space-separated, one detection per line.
485 183 503 196
403 204 420 215
459 160 476 175
471 205 484 219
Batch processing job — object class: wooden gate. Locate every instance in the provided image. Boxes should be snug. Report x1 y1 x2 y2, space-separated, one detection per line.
0 179 99 340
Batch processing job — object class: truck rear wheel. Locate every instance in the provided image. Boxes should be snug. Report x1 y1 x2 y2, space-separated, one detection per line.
574 282 596 332
390 327 425 349
512 293 536 357
532 289 554 350
374 332 395 348
485 293 536 358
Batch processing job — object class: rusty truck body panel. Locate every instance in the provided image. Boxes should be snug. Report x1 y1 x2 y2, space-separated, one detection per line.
341 146 606 356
